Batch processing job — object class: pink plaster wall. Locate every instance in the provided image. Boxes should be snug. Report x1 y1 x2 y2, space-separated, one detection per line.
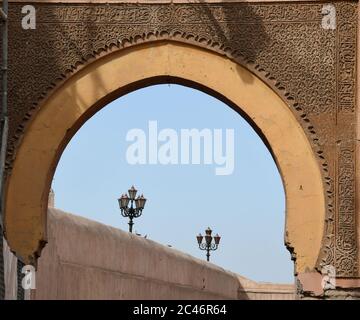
30 209 295 300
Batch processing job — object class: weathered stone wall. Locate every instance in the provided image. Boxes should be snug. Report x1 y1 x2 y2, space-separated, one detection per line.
30 208 295 300
2 0 359 281
237 276 295 300
2 237 17 300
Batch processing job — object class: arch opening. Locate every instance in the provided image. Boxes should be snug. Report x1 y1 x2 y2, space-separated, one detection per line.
4 41 325 276
52 83 291 283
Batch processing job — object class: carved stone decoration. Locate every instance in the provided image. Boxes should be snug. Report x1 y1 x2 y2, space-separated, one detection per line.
333 2 358 277
0 2 358 277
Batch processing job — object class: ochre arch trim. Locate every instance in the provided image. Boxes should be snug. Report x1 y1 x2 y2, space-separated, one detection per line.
5 41 325 274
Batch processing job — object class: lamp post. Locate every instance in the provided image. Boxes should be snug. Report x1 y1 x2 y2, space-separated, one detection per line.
118 186 147 233
196 227 221 262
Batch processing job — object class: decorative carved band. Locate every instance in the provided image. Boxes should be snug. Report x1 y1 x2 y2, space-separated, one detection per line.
334 3 358 277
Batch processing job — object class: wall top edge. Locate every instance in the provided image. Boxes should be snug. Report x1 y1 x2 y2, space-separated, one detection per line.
5 0 357 4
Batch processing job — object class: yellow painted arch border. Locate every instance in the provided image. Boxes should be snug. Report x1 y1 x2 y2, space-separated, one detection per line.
5 41 325 274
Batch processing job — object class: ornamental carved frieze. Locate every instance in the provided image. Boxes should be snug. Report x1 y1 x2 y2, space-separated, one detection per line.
0 2 358 276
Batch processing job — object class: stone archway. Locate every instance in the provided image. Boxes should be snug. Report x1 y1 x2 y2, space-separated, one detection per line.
4 41 325 280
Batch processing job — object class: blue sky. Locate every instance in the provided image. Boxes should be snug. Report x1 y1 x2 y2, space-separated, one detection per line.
52 84 293 283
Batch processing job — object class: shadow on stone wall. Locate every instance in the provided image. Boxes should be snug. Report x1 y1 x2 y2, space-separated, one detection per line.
197 0 269 84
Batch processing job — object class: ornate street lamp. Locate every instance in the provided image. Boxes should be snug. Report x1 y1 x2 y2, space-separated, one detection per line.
196 227 221 262
118 186 147 233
